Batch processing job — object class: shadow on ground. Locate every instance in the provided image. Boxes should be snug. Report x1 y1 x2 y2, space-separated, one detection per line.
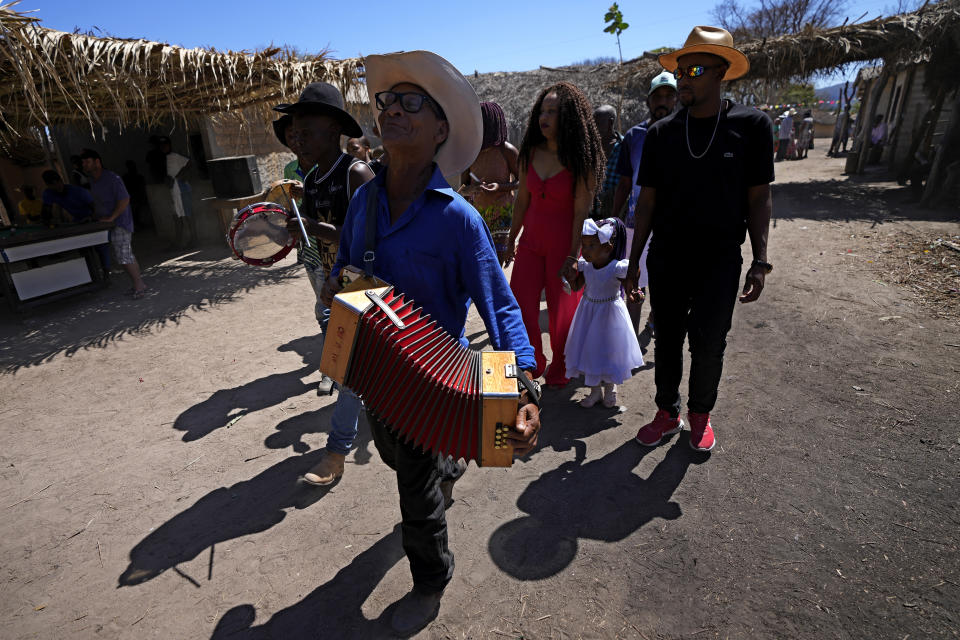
0 244 301 373
118 448 339 588
174 335 320 442
771 175 960 226
171 334 376 462
210 525 404 639
490 438 708 580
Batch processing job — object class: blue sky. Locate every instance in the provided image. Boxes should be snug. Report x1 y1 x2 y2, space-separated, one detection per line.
25 0 903 85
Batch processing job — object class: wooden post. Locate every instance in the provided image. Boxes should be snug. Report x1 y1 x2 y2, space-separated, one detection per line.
921 88 960 206
887 65 918 171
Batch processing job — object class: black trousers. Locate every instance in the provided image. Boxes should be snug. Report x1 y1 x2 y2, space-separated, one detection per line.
368 411 465 594
647 250 742 416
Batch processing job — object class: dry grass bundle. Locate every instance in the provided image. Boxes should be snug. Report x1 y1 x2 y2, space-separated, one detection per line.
868 231 960 320
0 0 363 148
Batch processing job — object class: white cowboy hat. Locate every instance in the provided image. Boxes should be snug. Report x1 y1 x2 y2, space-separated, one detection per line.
363 51 482 177
658 26 750 81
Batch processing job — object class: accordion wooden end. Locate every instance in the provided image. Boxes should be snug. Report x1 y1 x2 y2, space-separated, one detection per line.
320 286 520 467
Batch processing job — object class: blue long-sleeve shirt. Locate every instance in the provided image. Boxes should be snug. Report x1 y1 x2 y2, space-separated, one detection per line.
333 165 536 372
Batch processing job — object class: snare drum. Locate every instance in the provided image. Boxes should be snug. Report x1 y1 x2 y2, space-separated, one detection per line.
227 202 295 266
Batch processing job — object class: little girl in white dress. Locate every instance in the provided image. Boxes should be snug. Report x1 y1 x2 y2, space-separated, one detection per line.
564 217 644 408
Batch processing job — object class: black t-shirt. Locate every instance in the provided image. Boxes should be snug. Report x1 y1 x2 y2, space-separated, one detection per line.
637 101 774 252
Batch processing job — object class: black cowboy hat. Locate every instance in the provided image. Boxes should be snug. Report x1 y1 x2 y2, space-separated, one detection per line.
273 82 362 138
272 114 293 147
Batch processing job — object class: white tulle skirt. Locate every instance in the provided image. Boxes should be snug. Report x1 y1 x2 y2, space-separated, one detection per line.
564 295 644 386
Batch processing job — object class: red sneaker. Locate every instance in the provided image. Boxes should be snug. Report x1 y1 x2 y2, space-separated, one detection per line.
687 412 716 451
635 409 684 447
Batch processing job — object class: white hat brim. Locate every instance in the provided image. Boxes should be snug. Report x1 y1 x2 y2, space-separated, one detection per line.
364 51 482 178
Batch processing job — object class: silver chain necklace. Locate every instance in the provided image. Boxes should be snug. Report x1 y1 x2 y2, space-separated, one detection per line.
685 103 723 159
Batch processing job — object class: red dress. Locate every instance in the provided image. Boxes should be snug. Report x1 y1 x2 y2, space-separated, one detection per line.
510 162 582 385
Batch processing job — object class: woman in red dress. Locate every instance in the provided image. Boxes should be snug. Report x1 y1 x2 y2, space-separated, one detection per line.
504 82 605 386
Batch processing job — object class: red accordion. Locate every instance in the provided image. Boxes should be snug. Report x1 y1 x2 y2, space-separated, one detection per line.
320 285 520 467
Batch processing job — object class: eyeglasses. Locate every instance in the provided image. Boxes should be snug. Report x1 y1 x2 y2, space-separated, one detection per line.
374 91 445 118
672 64 726 80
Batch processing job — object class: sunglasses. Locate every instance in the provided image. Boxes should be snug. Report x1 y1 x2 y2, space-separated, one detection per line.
374 91 445 118
672 64 726 80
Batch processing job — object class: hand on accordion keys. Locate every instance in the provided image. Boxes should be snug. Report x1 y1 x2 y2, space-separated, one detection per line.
507 371 541 457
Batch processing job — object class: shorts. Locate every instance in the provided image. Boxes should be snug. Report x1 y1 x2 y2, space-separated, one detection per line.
111 226 136 265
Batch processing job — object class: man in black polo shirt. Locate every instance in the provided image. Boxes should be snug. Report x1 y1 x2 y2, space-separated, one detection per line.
624 26 774 452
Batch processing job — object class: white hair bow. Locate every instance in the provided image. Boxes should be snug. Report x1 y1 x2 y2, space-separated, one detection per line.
582 218 613 244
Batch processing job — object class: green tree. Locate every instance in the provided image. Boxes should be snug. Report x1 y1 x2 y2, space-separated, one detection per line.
604 3 630 129
603 3 629 65
782 82 815 107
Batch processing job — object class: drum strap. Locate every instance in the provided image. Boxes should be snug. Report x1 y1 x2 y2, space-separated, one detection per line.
363 181 379 277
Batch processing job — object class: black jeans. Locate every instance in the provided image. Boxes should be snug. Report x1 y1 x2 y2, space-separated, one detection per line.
368 411 465 594
647 250 742 416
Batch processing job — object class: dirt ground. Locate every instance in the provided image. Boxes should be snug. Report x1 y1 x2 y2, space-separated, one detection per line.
1 146 958 640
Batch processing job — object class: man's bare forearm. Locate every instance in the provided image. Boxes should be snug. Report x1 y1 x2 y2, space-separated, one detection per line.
746 185 771 262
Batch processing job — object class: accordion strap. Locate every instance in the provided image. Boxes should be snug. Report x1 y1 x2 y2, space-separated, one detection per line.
363 181 379 277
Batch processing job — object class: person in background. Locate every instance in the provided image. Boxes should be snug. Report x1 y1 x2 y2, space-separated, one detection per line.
42 170 94 223
122 161 151 229
42 169 111 270
590 104 622 219
506 81 604 388
145 136 167 184
869 114 888 164
70 155 90 189
459 101 519 264
610 71 678 338
345 136 372 162
16 185 44 224
776 110 793 162
159 136 195 248
80 148 147 297
367 124 389 175
798 110 814 159
828 104 851 157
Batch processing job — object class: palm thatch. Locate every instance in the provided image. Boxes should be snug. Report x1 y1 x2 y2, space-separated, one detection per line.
0 0 363 147
730 0 960 80
471 0 960 141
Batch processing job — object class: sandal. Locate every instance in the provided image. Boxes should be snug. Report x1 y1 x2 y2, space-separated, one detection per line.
132 288 148 300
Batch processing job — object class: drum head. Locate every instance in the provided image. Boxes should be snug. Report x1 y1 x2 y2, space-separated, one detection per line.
228 203 294 266
262 179 299 212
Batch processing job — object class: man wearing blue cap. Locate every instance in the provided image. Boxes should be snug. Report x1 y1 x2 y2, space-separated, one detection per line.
610 71 678 336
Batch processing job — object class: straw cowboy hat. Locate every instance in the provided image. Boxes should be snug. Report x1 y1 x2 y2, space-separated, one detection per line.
274 82 363 138
363 50 482 177
658 26 750 81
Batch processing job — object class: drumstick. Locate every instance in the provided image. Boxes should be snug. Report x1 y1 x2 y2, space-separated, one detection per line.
288 191 312 249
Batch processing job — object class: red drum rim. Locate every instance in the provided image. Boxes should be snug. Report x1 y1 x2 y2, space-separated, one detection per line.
228 202 295 266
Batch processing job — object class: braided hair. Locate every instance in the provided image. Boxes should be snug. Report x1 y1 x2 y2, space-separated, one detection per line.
480 101 508 150
598 217 628 260
518 81 605 197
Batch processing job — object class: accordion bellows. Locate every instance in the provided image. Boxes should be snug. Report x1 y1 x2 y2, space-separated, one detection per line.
321 286 519 467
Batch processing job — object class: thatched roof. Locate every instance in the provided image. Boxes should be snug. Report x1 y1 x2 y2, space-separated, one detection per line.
471 0 960 142
0 1 363 146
